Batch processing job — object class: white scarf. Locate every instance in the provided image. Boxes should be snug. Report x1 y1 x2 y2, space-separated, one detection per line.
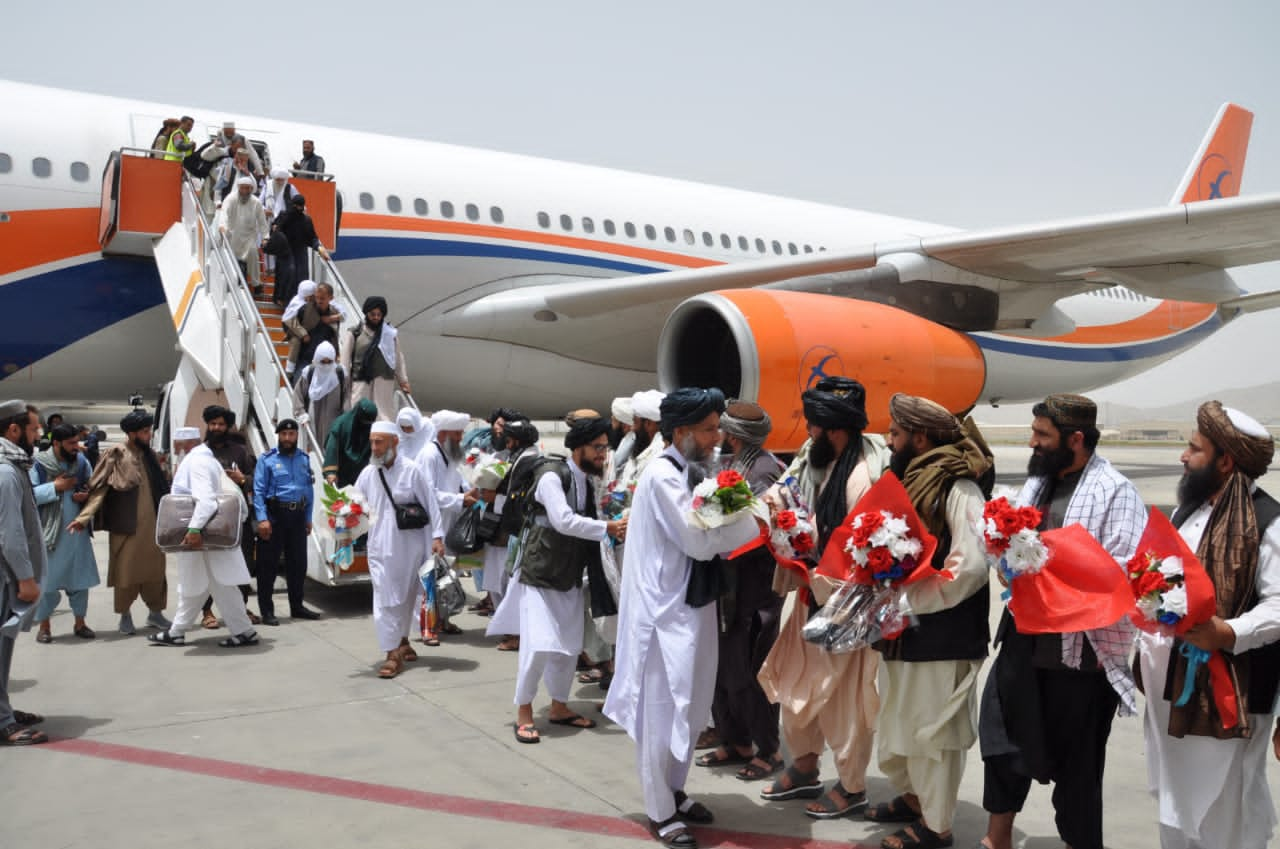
377 322 398 370
282 281 316 323
308 341 340 401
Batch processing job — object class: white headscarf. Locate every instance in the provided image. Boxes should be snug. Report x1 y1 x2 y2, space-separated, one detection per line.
307 341 340 402
282 280 317 323
395 407 430 463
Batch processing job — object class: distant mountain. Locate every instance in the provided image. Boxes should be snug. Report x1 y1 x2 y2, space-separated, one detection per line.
1103 383 1280 427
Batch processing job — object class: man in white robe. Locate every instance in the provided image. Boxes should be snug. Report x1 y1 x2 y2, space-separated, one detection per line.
511 416 625 743
148 429 256 648
604 388 762 849
1138 402 1280 849
215 176 269 289
354 422 441 678
420 409 476 644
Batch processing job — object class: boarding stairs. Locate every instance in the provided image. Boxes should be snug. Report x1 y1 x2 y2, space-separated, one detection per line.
97 147 401 586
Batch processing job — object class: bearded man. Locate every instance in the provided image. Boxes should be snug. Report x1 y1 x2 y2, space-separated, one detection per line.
604 388 764 849
610 396 636 476
863 393 993 849
756 376 889 820
342 296 410 421
198 405 258 628
621 390 667 486
353 422 440 679
30 423 98 642
70 410 171 635
215 175 269 290
1137 401 1279 849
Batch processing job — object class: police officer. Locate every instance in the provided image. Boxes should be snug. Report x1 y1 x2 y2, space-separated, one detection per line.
252 419 319 624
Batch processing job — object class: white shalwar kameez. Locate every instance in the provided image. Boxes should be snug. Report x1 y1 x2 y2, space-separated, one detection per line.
1137 495 1280 849
214 192 269 286
354 455 440 652
513 459 608 706
168 445 253 637
603 445 760 824
423 441 467 551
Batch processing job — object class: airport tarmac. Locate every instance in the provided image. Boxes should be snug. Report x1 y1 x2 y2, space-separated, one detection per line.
6 444 1278 849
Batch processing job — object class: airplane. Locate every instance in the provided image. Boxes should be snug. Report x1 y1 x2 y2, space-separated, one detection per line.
2 78 1279 451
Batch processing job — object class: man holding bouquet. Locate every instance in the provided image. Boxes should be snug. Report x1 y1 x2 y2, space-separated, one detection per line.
1137 401 1279 849
866 394 992 849
977 394 1145 849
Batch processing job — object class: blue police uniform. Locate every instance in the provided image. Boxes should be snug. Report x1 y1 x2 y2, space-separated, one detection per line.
253 442 316 621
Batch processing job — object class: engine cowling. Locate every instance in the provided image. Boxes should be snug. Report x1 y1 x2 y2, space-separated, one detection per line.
657 290 987 451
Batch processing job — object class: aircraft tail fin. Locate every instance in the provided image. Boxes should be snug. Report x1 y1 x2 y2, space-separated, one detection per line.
1170 103 1253 203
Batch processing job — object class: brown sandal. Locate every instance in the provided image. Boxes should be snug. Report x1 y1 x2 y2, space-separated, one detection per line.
378 654 404 679
398 641 418 662
201 611 219 629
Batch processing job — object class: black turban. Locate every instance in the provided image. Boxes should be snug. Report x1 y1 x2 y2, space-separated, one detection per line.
50 423 80 442
564 416 610 450
120 410 154 433
659 387 726 441
489 407 523 424
362 295 388 316
802 376 868 432
202 404 234 425
504 420 539 447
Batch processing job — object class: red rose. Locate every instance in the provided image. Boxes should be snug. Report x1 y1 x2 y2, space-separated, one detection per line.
993 507 1023 539
716 470 744 489
331 499 345 511
1017 506 1042 530
1136 571 1169 597
865 547 894 573
345 515 359 529
791 532 814 554
984 498 1012 521
850 511 885 548
776 510 798 530
350 503 363 515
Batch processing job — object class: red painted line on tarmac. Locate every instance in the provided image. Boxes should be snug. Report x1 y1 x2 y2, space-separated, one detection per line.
46 737 874 849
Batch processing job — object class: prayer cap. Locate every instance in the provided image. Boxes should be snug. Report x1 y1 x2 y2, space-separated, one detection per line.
276 419 299 433
660 387 726 439
1197 400 1275 479
889 393 963 444
431 410 470 432
720 400 771 446
362 295 388 315
504 420 539 446
611 396 633 424
222 121 236 129
235 175 256 187
631 390 665 422
370 421 400 437
50 423 80 442
297 280 317 297
565 416 610 450
270 166 289 180
1041 393 1097 431
564 408 600 427
801 376 867 431
174 427 201 441
202 404 233 424
120 410 154 433
0 399 26 420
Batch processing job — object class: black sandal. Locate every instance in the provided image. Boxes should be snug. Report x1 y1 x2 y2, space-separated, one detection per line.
880 819 954 849
864 794 920 823
759 765 823 801
804 781 867 819
648 815 696 848
217 632 259 648
695 746 750 767
12 710 44 727
736 754 784 781
1 723 48 746
673 790 713 825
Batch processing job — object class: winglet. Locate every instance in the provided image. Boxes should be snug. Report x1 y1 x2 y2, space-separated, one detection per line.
1170 103 1253 204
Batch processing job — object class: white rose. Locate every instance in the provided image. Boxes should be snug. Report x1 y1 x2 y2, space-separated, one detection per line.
1136 595 1161 621
1161 585 1188 617
1157 556 1184 580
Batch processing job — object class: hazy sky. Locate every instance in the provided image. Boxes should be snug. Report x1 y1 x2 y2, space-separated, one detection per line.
3 1 1277 409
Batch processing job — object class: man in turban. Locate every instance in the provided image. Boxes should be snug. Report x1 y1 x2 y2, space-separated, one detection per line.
215 175 270 292
420 409 477 644
863 393 993 849
30 422 98 643
756 376 889 820
1137 401 1279 849
353 421 441 679
621 390 667 487
978 394 1146 849
610 396 636 476
605 388 763 849
342 295 409 421
323 398 378 487
70 409 171 635
696 401 787 781
510 416 625 744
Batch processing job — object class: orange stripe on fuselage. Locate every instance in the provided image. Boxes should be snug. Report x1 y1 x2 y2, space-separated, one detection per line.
173 269 203 331
0 207 101 276
1034 300 1217 345
341 212 720 270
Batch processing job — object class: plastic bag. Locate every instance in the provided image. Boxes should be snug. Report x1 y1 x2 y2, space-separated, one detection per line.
444 503 486 554
801 581 912 653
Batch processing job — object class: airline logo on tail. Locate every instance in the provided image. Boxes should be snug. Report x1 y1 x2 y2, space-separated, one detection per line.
799 346 844 391
1177 103 1252 202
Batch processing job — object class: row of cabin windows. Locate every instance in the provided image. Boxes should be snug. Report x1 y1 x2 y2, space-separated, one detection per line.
356 192 506 225
0 154 91 182
535 210 821 255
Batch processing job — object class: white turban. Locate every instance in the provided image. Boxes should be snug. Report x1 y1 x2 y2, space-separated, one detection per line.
631 390 665 422
235 175 256 187
174 427 201 441
611 396 633 425
270 166 289 181
370 421 400 437
430 410 470 432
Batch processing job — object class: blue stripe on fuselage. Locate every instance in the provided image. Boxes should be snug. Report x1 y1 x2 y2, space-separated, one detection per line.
970 312 1221 362
335 235 665 275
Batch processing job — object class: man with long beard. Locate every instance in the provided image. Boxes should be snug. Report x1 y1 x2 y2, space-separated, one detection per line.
30 423 98 643
620 390 667 487
342 296 409 421
864 393 992 849
977 394 1145 849
215 176 269 291
1137 401 1279 849
605 388 765 849
421 409 478 644
70 410 171 635
198 405 259 629
354 422 440 679
756 376 889 820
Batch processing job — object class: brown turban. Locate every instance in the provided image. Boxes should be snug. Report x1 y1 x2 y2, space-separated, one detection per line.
889 393 963 444
720 400 771 447
1197 401 1274 479
1042 393 1097 431
564 408 601 427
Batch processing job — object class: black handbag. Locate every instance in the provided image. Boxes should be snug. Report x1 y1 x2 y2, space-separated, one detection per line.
263 228 289 257
684 557 723 609
378 469 430 530
444 504 486 554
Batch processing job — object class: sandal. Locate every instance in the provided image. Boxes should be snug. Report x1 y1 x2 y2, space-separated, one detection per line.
804 781 867 819
648 815 696 849
12 710 44 727
694 728 720 750
496 637 519 651
423 635 440 647
760 765 823 801
737 754 784 781
73 625 96 639
1 723 48 746
880 819 953 849
35 630 52 644
577 668 604 684
673 790 713 825
378 654 404 679
865 795 920 823
695 746 751 768
548 713 596 729
398 642 418 662
201 611 219 630
217 632 259 648
440 622 462 635
514 723 540 744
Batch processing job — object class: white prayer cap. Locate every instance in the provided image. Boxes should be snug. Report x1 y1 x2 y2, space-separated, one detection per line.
1224 406 1270 439
235 175 256 187
174 427 201 441
270 166 289 181
297 280 317 298
370 421 400 437
611 396 633 424
222 120 236 129
631 390 665 422
431 409 470 432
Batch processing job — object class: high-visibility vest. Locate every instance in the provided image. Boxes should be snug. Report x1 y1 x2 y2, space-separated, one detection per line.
164 129 191 162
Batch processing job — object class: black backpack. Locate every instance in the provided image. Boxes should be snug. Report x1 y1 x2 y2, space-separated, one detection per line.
497 454 569 540
183 141 221 178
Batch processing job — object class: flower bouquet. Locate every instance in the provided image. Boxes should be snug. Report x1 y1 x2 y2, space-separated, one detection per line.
979 497 1135 634
803 472 937 652
688 469 766 530
321 482 371 571
1127 507 1238 730
601 477 637 522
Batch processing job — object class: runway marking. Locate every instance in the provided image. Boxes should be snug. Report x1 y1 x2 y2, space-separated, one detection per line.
47 737 874 849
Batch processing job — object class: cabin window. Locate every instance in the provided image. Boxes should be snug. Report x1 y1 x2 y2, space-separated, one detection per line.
537 211 551 228
465 203 480 221
738 236 749 251
788 242 798 255
386 195 402 213
772 240 783 255
664 226 676 242
70 161 90 182
803 244 813 254
720 233 731 249
624 222 637 238
414 198 428 215
603 219 616 236
0 153 10 173
582 217 595 234
440 200 455 218
682 228 695 245
32 157 51 178
358 192 374 210
559 214 573 231
755 238 766 253
703 231 715 247
490 206 504 224
644 224 657 240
